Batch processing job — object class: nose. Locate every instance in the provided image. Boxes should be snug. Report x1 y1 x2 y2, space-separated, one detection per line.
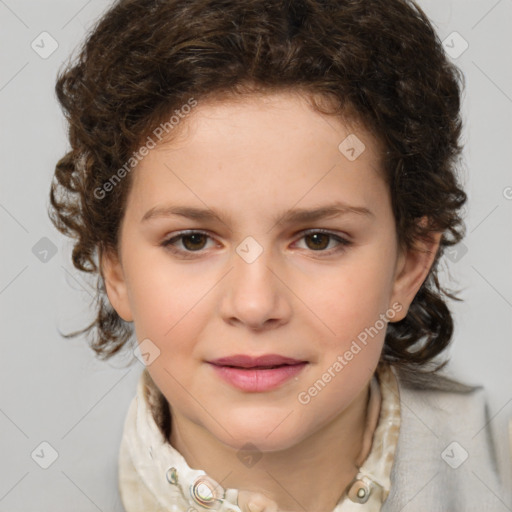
218 242 292 331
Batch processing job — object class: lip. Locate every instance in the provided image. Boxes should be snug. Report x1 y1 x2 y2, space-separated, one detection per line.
208 354 306 368
206 354 308 392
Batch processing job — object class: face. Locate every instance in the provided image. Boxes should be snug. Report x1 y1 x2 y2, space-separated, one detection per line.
103 91 439 452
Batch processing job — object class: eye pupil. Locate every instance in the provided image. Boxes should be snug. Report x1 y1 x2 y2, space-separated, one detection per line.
183 233 207 251
305 233 329 250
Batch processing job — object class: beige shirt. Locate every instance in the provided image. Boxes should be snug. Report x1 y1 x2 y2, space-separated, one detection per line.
118 362 401 511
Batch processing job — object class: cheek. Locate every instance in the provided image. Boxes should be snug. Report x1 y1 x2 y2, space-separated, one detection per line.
124 250 206 347
295 251 396 340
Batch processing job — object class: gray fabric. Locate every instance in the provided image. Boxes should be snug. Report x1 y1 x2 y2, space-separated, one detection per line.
382 370 512 511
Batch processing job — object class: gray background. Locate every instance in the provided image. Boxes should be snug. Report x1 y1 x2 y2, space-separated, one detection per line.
1 1 511 510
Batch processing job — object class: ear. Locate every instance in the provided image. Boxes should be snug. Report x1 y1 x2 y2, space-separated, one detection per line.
100 246 134 322
389 217 443 322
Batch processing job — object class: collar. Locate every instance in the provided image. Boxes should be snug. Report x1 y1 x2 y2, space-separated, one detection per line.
118 362 401 511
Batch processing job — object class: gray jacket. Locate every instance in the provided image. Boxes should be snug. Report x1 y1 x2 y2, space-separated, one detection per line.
381 368 512 511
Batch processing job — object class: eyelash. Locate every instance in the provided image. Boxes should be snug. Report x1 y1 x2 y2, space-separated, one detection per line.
160 229 352 258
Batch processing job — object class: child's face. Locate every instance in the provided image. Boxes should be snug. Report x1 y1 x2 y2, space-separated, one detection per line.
103 91 438 451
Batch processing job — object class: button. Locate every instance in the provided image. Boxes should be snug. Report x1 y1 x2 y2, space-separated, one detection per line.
166 466 178 485
347 476 372 504
190 475 224 508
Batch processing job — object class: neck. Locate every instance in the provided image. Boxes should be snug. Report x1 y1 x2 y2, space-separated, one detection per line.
169 382 373 512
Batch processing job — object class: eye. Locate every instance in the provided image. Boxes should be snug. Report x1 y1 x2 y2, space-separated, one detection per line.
293 229 351 254
160 229 352 258
161 230 215 256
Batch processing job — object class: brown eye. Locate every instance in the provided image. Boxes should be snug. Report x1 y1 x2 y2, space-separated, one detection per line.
181 233 208 251
304 232 330 251
295 229 352 255
161 230 214 255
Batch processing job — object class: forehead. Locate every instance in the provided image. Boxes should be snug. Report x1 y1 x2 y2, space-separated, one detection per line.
156 90 375 149
125 91 388 223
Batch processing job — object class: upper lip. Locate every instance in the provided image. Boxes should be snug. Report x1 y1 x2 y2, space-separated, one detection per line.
207 354 307 368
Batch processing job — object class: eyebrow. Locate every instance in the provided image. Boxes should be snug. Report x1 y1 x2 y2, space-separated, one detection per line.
141 201 374 226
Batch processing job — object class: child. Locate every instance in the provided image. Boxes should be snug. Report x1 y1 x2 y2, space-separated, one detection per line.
49 0 512 510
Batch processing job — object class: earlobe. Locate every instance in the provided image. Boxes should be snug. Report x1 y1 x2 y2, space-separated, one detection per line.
389 218 443 322
100 247 134 322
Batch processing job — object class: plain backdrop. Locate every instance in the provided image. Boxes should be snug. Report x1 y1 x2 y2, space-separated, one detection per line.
1 1 511 510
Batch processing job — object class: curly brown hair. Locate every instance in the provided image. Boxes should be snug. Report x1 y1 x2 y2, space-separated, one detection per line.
49 0 469 384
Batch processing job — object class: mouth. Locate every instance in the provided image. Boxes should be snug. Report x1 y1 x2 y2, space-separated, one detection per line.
220 364 297 369
206 355 309 392
207 354 308 368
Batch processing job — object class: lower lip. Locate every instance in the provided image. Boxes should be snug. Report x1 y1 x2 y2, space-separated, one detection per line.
208 363 308 392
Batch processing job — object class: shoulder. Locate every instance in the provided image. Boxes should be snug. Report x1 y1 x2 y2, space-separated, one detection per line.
381 365 512 511
394 365 488 420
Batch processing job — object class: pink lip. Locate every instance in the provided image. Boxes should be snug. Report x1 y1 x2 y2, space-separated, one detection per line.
208 354 305 368
206 354 308 392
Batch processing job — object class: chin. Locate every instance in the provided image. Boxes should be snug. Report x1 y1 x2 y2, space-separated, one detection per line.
212 419 304 453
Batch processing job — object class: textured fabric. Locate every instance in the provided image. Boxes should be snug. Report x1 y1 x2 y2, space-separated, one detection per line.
381 377 512 511
117 362 512 511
